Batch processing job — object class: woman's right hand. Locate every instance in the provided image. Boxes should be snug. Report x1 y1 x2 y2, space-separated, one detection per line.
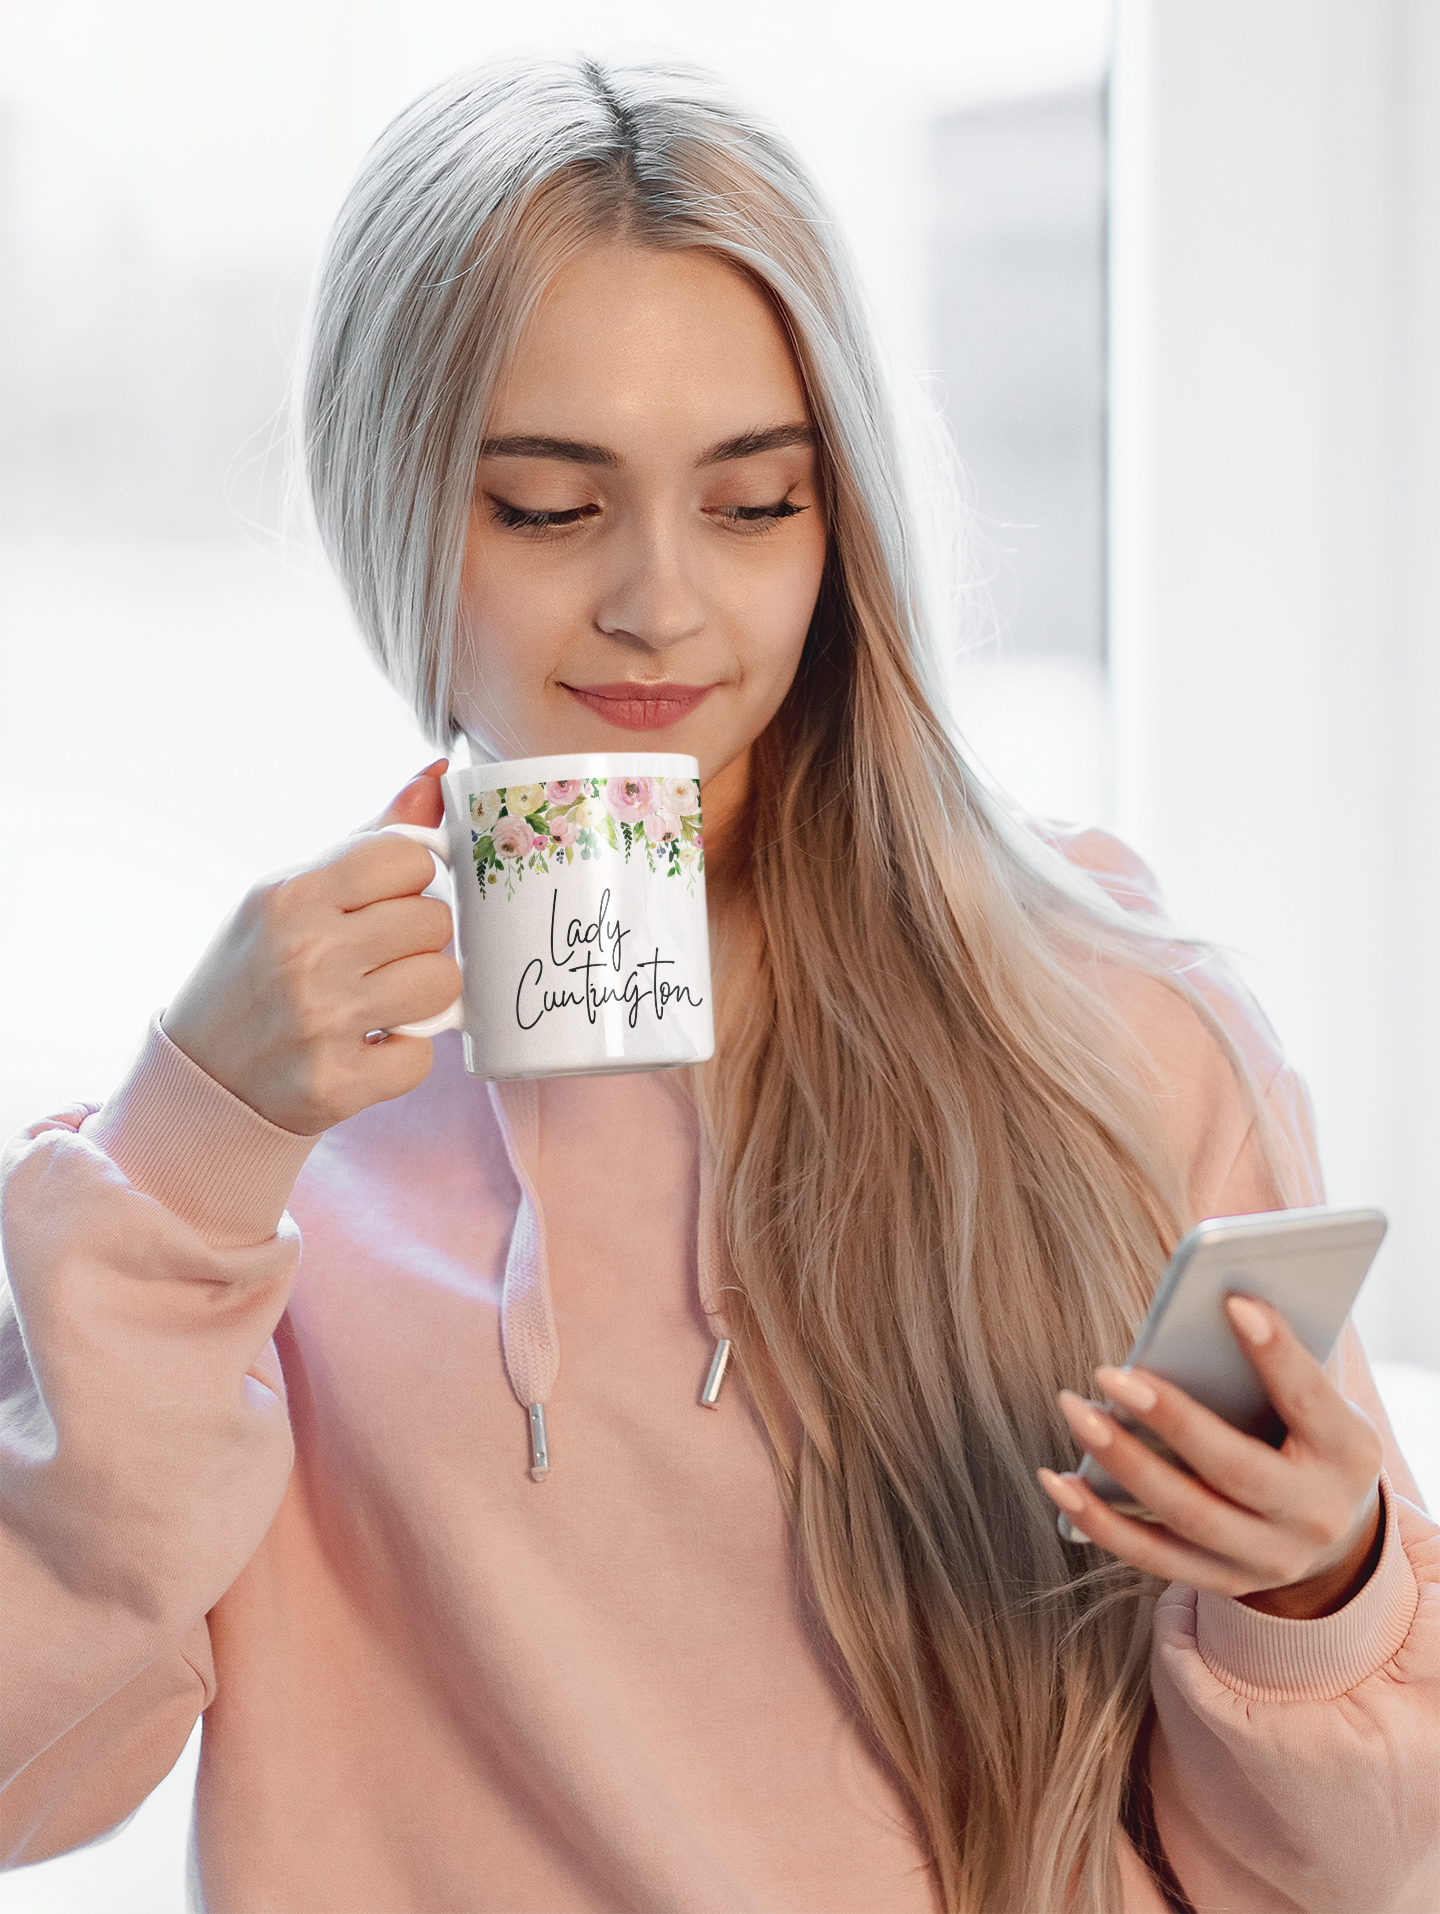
161 763 461 1136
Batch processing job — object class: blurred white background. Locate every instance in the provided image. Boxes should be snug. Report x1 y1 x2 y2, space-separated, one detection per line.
1 1 1436 1908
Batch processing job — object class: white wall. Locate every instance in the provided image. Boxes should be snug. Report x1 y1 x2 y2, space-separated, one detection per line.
1109 0 1440 1363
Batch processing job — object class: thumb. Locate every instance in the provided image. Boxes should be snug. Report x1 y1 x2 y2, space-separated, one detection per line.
366 759 448 832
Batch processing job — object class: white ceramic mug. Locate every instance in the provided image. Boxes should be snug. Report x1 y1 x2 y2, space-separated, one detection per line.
383 753 714 1080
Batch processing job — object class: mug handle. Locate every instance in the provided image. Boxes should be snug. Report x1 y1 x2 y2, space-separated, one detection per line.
381 822 466 1038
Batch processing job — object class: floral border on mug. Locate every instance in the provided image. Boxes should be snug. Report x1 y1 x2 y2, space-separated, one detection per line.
469 774 703 899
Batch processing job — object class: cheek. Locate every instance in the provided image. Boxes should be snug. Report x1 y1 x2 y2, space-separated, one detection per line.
734 525 827 681
456 531 570 693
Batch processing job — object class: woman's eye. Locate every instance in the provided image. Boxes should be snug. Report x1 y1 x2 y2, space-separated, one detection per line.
715 499 807 531
489 499 600 532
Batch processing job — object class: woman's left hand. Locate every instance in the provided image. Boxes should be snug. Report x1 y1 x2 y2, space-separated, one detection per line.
1037 1295 1385 1619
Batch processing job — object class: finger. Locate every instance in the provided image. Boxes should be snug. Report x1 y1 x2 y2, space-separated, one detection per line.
1091 1365 1294 1519
314 832 441 910
1037 1468 1259 1595
1223 1295 1359 1455
345 895 455 974
357 950 462 1031
364 760 448 833
1070 1371 1383 1591
1058 1390 1281 1558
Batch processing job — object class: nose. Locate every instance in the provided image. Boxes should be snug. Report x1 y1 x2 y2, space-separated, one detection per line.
594 510 707 652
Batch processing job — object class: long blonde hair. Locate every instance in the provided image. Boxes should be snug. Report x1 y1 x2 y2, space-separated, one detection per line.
303 56 1249 1910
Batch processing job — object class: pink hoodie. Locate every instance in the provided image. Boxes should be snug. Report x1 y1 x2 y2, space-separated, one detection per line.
2 844 1437 1912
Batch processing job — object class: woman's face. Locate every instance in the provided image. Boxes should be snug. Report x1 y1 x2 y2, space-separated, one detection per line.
453 243 828 803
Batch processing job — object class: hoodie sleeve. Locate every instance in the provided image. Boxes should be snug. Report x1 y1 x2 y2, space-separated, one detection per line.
1150 1473 1440 1913
0 1021 316 1865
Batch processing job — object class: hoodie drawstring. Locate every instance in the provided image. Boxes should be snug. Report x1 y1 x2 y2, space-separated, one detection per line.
488 1079 733 1477
697 1143 733 1408
488 1080 560 1480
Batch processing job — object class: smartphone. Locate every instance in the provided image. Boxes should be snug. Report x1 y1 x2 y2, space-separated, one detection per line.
1056 1205 1387 1542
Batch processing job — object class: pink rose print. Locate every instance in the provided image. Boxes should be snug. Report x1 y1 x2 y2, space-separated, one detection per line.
660 776 700 816
491 815 536 859
469 789 502 832
605 776 656 823
643 809 681 846
545 779 583 805
549 814 578 849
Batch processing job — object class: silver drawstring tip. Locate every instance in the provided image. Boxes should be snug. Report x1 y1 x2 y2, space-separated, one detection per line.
700 1337 732 1409
528 1402 551 1480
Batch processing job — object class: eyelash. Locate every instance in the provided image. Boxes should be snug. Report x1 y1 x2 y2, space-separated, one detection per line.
489 501 599 531
487 498 806 534
724 501 805 528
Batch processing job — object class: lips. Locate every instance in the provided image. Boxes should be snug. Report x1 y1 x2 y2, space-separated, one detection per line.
561 681 718 730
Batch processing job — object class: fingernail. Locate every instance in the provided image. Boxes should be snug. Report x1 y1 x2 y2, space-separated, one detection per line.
1037 1466 1087 1514
1059 1390 1113 1449
1096 1366 1158 1413
415 759 448 779
1227 1295 1273 1346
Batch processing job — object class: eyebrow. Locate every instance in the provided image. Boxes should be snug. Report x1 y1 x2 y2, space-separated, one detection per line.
478 434 619 468
699 423 815 466
477 422 815 471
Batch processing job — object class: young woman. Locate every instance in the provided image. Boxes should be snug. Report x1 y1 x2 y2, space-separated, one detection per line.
2 56 1435 1914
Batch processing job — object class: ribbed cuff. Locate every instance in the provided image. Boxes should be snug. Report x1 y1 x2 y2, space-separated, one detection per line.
82 1017 320 1250
1195 1474 1417 1701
